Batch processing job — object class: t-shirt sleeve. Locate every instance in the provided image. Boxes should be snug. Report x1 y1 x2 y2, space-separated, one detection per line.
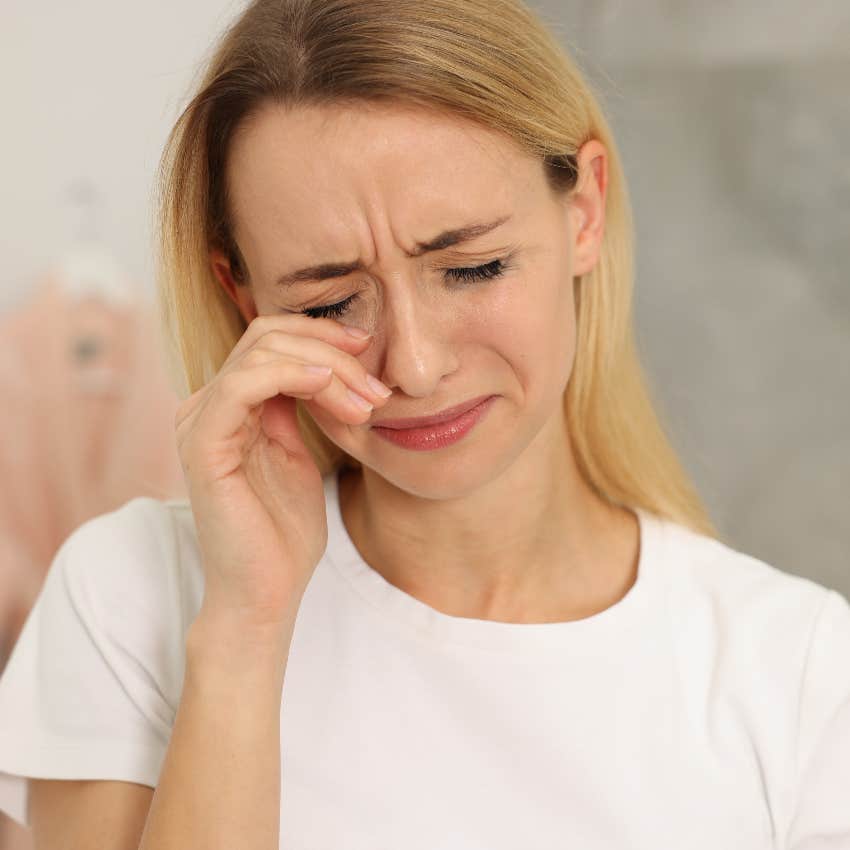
785 588 850 850
0 497 185 829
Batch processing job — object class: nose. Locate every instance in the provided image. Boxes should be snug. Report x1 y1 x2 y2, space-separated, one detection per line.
373 274 460 399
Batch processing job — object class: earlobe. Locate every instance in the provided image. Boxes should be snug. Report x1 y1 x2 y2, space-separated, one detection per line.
574 208 588 232
569 141 608 277
565 202 594 277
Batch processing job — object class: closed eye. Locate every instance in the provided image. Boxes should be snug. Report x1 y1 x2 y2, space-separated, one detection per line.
444 258 506 283
299 258 510 320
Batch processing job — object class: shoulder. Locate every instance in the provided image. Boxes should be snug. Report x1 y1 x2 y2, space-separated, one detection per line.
60 496 184 581
656 517 835 632
65 494 181 551
650 516 849 717
54 496 202 642
650 518 850 845
657 520 850 762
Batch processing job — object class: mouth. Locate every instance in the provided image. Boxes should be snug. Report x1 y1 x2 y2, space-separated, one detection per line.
369 394 495 430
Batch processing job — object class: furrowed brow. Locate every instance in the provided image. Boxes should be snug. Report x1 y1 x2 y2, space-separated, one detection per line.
274 214 513 288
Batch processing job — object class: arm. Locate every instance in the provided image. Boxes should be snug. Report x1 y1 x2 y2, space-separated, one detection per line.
137 611 295 850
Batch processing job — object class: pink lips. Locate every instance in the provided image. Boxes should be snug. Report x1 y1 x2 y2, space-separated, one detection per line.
369 394 494 430
371 395 497 451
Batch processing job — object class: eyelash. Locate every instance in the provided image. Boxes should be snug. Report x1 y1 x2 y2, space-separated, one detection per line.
298 258 509 320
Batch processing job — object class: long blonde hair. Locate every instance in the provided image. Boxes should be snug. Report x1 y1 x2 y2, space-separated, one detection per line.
154 0 718 539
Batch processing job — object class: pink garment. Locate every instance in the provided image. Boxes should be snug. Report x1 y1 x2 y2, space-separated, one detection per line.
0 277 187 675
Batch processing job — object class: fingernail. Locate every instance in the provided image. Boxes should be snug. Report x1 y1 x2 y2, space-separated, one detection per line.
347 389 373 411
366 375 392 398
345 326 371 339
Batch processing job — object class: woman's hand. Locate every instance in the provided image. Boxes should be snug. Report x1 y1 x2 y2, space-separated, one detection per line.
175 314 390 637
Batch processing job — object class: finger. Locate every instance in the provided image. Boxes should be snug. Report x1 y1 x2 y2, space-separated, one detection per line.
233 354 377 425
176 315 374 429
177 360 334 458
224 313 372 373
236 335 391 409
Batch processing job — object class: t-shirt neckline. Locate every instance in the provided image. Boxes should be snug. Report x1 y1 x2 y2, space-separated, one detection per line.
322 468 666 654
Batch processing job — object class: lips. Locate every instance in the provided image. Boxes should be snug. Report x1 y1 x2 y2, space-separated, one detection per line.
370 394 494 430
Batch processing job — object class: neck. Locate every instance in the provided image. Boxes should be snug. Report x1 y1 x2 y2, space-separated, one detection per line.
338 419 640 624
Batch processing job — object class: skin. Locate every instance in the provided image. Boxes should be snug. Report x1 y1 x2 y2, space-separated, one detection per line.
211 100 640 624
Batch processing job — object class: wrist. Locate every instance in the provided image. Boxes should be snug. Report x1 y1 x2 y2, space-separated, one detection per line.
186 605 297 671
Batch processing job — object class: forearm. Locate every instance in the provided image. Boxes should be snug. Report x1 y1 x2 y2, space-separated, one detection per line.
138 613 294 850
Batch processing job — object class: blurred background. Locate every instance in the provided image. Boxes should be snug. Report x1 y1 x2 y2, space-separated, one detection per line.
0 1 848 843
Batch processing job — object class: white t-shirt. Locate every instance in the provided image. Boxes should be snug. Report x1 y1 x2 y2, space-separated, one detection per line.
0 469 848 849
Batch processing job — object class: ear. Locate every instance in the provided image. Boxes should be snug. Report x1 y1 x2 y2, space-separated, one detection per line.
566 139 608 278
210 248 258 324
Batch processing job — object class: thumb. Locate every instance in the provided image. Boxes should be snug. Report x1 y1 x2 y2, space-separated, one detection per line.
259 393 303 449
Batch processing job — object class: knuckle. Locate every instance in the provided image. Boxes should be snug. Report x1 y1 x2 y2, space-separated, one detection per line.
218 370 241 396
241 347 269 369
249 314 276 333
260 328 296 349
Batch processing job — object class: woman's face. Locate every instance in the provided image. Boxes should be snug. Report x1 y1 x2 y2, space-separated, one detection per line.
215 100 606 496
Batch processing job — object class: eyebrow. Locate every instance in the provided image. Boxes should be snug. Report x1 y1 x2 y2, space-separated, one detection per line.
274 214 513 288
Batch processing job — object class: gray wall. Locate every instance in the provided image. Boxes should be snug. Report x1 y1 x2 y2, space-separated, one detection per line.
2 0 848 594
532 0 850 595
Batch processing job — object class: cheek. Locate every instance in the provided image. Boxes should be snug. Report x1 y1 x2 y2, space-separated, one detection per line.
477 273 575 385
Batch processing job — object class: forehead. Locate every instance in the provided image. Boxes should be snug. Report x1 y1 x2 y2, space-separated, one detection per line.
225 101 544 251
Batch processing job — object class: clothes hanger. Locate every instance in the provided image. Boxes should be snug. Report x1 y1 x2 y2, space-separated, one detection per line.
50 178 136 397
51 178 137 310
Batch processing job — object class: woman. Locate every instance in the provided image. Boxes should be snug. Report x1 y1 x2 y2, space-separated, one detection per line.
0 0 847 847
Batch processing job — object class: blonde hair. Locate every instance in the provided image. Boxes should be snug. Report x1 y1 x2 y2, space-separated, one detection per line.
154 0 718 539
